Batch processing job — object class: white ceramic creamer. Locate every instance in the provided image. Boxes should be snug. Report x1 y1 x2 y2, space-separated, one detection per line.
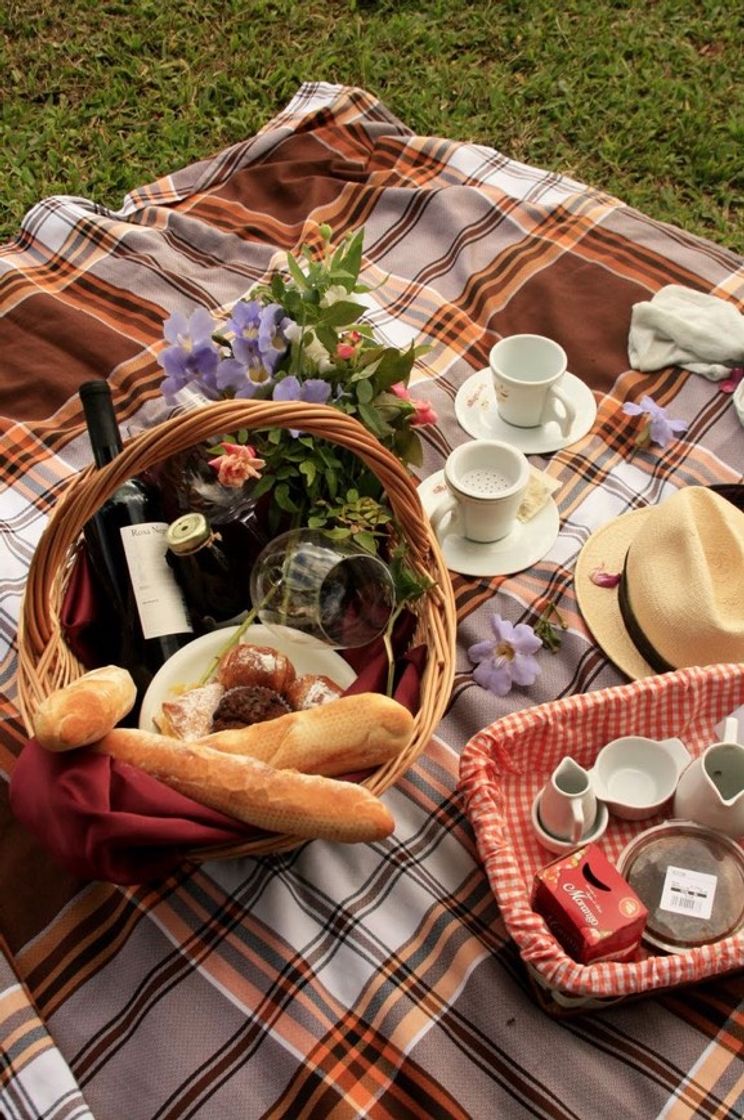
673 717 744 838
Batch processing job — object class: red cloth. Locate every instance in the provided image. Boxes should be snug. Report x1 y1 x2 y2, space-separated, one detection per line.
9 629 425 885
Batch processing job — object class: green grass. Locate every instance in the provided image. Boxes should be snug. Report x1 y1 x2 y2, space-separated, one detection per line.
1 0 742 253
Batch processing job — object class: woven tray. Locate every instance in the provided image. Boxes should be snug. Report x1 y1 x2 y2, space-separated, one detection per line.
16 399 457 859
459 663 744 1014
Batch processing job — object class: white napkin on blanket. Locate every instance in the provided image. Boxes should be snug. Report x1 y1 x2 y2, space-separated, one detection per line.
628 284 744 381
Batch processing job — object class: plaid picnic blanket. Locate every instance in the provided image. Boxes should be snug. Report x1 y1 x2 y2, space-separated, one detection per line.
1 83 743 1120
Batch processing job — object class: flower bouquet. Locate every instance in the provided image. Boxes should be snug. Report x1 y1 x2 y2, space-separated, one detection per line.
158 225 437 552
155 225 439 671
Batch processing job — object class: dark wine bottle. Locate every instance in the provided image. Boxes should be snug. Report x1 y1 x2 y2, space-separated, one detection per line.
166 511 249 630
79 381 193 703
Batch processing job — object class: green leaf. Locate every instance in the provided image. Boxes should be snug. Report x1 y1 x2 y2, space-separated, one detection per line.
299 459 317 485
274 481 301 513
315 322 339 353
341 228 363 282
324 468 338 500
355 378 374 404
286 251 310 290
250 475 274 499
353 531 377 553
358 400 392 436
320 300 367 327
270 273 285 301
395 427 424 467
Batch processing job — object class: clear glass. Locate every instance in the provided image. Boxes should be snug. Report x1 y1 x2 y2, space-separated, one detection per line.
250 529 396 649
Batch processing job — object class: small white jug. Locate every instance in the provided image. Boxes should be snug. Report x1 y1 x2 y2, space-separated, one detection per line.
538 757 597 844
673 717 744 838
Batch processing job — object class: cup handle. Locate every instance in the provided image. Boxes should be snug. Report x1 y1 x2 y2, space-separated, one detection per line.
430 494 457 538
543 384 577 436
570 800 585 844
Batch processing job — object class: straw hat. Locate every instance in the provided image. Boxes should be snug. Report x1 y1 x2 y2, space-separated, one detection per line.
574 486 744 679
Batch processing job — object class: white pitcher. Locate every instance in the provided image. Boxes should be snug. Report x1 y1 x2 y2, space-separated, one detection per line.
673 717 744 838
538 757 597 843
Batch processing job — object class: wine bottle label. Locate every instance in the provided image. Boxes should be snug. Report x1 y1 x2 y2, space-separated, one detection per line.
120 522 193 640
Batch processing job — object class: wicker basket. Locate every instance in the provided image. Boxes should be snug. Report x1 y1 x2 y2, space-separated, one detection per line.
17 399 457 860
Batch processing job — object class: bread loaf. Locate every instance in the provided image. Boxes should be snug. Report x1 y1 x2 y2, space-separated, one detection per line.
197 692 414 776
33 666 137 751
97 730 395 842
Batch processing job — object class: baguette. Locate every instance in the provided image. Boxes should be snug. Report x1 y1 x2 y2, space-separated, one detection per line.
97 730 395 842
33 666 137 751
196 692 414 776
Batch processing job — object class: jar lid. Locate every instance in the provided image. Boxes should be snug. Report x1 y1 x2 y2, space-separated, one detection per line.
166 512 211 554
617 821 744 953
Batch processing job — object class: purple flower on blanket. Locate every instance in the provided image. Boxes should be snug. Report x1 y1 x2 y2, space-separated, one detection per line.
158 309 222 400
468 614 542 696
622 395 688 449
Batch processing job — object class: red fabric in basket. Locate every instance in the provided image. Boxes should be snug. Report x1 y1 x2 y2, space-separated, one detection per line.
10 629 425 885
458 664 744 1002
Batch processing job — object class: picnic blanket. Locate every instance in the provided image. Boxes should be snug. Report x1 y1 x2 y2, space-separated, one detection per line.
1 83 742 1120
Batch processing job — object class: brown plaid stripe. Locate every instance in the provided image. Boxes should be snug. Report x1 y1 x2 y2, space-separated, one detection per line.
1 82 743 1119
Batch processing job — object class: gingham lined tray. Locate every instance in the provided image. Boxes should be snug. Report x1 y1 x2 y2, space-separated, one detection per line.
458 664 744 1008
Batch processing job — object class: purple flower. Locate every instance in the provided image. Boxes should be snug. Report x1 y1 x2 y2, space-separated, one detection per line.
226 299 262 342
226 300 292 376
468 614 542 697
272 376 332 436
273 376 331 406
157 309 222 401
257 303 293 362
622 395 688 449
216 352 274 399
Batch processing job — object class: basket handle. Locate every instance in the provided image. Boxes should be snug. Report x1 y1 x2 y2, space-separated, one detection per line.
20 400 434 658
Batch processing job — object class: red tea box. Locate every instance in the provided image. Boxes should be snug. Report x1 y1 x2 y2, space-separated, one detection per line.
531 843 648 964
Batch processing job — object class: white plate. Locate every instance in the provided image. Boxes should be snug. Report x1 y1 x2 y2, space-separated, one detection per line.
455 367 597 453
418 471 560 577
138 624 358 733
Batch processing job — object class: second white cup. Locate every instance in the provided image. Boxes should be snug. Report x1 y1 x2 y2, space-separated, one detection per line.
489 334 576 434
430 439 530 544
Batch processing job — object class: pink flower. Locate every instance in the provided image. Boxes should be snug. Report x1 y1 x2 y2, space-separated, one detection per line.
335 330 363 362
390 382 439 427
208 443 265 488
589 566 621 588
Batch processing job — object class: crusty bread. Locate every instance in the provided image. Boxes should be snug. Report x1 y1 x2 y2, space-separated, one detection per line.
33 666 137 751
97 730 395 842
197 692 414 776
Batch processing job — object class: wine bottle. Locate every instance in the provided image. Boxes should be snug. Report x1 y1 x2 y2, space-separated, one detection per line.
166 511 249 630
79 381 193 702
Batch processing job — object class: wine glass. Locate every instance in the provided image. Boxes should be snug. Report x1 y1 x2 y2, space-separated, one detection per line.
249 528 396 649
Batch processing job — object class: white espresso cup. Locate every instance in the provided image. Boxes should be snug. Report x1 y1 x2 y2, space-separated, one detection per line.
489 334 576 434
430 439 530 544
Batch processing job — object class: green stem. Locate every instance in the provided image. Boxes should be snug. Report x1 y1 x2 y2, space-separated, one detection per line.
196 609 258 686
383 602 406 697
196 585 278 685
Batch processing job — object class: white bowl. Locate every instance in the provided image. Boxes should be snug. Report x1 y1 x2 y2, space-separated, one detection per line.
530 793 609 854
138 624 357 733
590 736 690 821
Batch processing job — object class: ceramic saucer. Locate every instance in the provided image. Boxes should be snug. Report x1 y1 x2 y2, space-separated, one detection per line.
530 794 610 855
418 471 560 577
455 367 597 453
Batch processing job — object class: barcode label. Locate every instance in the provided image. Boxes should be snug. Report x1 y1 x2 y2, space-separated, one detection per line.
660 865 717 921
